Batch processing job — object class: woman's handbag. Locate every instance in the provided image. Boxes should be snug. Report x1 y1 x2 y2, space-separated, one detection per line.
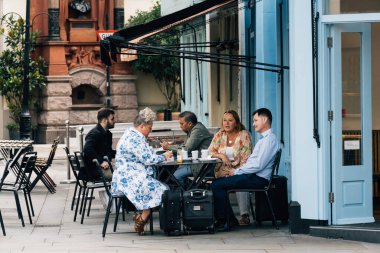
214 163 231 178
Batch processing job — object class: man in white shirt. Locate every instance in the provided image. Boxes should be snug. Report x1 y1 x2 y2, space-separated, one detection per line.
211 108 280 228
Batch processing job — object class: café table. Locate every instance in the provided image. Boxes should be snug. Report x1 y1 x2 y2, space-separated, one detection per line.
155 157 222 191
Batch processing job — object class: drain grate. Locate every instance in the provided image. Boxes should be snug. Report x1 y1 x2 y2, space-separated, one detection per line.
34 224 61 227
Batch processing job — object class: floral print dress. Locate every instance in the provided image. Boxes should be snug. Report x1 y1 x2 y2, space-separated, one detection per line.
111 127 168 210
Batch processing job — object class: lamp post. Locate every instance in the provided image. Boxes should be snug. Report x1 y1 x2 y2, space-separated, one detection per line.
20 0 31 140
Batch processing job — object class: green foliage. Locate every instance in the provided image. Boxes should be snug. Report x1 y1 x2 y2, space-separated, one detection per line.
6 122 19 131
0 15 46 125
127 2 181 111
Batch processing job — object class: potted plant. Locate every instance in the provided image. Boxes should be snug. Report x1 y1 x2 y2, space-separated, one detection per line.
0 15 46 136
128 2 181 119
6 122 20 140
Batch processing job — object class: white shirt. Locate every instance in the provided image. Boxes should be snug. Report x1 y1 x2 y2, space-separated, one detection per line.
225 147 234 161
234 128 279 180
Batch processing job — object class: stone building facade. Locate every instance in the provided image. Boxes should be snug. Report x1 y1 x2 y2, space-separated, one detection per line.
31 0 137 143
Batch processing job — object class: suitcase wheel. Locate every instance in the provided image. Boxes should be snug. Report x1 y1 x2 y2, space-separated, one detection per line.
183 227 190 235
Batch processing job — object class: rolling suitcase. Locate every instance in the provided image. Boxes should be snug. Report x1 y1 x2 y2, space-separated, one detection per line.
159 190 182 235
255 175 289 225
182 189 215 234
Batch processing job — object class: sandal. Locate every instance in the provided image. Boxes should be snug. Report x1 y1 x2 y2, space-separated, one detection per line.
133 213 148 235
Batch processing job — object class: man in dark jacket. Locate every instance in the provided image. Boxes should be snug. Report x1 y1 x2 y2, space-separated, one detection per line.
81 108 116 181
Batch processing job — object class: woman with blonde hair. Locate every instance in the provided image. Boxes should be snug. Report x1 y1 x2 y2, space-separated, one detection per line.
209 110 252 226
111 107 172 235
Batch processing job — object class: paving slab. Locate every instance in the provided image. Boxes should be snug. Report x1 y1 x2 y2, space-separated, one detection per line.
1 146 380 252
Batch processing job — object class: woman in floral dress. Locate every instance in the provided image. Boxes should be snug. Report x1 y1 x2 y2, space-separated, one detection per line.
111 107 172 235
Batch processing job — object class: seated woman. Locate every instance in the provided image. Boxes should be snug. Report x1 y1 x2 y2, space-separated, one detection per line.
111 107 172 235
209 110 252 226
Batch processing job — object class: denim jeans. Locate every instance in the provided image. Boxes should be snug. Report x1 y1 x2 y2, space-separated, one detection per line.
173 165 193 186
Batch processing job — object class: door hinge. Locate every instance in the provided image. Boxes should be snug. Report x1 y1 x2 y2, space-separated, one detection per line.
328 110 333 121
327 37 333 48
329 192 335 203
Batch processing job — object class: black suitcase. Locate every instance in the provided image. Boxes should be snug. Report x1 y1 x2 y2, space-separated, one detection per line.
182 189 215 234
255 175 289 225
159 190 182 235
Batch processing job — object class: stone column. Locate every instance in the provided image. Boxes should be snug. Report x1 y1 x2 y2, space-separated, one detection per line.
114 0 124 30
59 0 68 40
38 75 72 143
110 75 138 122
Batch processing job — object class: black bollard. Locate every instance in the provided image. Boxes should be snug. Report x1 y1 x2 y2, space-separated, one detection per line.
164 109 172 121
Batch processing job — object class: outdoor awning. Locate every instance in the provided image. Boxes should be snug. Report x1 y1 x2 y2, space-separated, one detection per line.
101 0 237 65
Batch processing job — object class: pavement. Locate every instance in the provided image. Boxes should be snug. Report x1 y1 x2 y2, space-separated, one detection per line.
1 145 380 252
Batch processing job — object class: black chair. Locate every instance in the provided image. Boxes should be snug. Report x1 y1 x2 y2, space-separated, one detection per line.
31 137 59 193
0 151 38 226
0 166 6 236
226 149 282 230
63 147 87 222
79 153 114 224
0 209 5 236
93 158 129 237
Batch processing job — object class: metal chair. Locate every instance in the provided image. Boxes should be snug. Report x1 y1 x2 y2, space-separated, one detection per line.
0 151 38 226
79 153 113 224
93 158 130 237
226 149 282 230
63 147 87 222
30 137 59 193
0 209 5 236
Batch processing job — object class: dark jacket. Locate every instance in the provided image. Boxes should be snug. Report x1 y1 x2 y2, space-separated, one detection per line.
184 122 213 153
81 124 116 181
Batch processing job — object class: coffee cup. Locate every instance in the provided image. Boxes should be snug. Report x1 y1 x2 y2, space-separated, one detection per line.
201 149 209 159
182 149 188 159
191 150 199 161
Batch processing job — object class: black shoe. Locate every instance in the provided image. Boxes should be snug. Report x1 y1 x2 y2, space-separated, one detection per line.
228 218 240 228
214 219 226 230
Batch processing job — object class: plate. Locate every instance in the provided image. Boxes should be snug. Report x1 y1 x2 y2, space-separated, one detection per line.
198 157 218 162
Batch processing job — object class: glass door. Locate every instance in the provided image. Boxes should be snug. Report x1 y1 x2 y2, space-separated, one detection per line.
330 23 374 224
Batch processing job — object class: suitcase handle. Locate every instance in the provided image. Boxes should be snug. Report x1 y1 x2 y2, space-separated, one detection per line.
190 190 206 199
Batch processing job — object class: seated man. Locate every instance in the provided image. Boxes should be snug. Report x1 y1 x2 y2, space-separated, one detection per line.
161 111 213 186
211 108 280 228
82 108 116 182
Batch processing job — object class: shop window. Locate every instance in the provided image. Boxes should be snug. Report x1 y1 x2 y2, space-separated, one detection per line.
326 0 380 14
72 84 101 105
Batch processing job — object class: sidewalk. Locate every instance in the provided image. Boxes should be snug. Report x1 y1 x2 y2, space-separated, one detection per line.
0 147 380 252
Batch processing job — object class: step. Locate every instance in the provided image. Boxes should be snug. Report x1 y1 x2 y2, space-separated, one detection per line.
310 225 380 243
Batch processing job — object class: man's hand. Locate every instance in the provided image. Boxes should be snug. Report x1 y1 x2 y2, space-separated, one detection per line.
227 168 235 177
217 154 232 168
160 141 171 150
100 161 109 170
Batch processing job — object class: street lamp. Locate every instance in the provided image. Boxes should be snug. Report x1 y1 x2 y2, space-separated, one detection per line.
20 0 31 140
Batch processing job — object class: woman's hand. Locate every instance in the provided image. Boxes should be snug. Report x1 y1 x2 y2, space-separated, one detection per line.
163 151 173 160
216 153 232 168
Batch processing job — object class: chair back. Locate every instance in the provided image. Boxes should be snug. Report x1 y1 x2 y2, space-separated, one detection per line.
15 152 38 191
266 149 282 190
74 151 86 172
63 147 80 182
45 137 60 166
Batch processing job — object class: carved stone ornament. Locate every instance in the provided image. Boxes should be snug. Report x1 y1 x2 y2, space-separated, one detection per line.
66 45 103 69
69 0 91 17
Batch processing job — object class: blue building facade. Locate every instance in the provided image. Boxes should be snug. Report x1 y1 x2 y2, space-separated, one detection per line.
160 0 380 227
